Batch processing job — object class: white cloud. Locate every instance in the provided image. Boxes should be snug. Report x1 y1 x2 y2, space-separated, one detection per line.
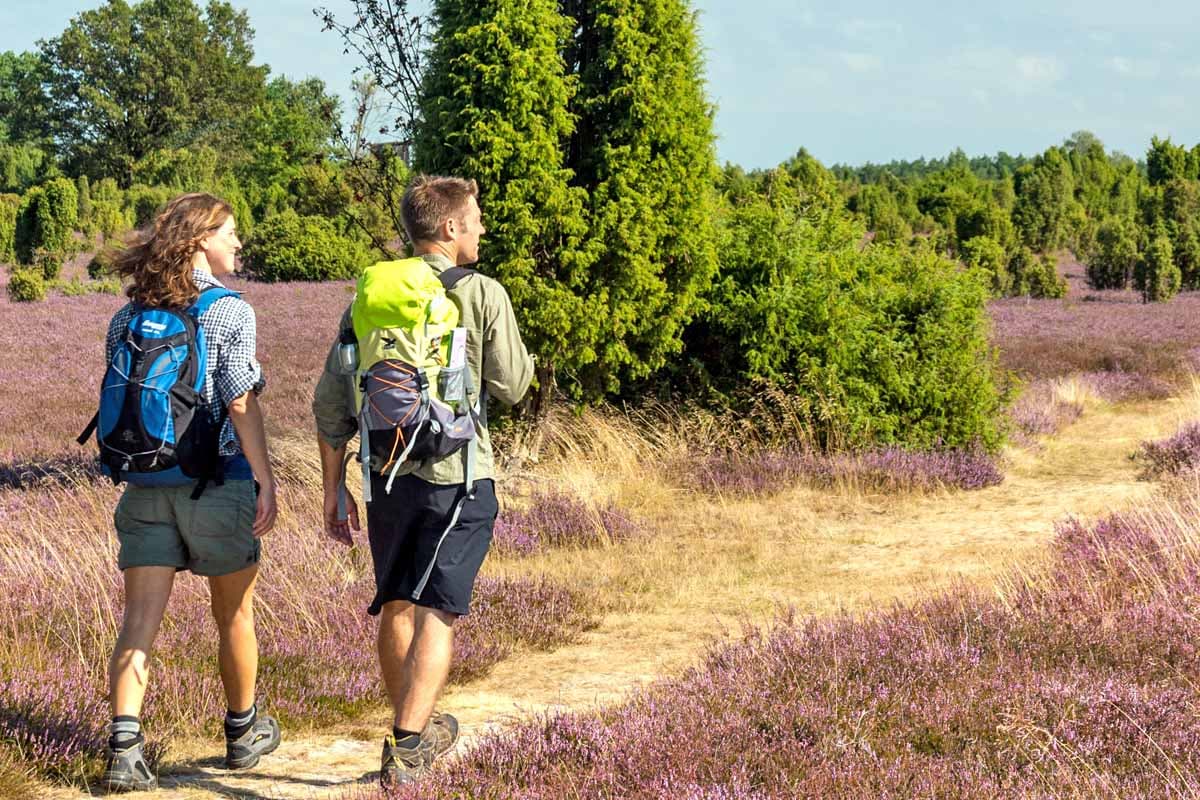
1016 55 1062 81
839 52 881 73
1109 56 1160 77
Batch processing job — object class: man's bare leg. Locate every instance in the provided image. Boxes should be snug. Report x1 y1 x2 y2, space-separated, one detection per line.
378 599 456 732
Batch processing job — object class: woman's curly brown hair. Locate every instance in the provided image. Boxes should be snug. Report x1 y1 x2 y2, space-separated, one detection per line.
109 193 234 309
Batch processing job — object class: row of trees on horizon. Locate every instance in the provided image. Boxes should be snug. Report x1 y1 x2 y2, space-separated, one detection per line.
2 0 1197 455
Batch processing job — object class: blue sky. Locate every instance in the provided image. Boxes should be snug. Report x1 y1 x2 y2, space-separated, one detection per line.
6 0 1200 169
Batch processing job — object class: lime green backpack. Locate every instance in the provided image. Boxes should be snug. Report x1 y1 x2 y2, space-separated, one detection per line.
346 258 479 506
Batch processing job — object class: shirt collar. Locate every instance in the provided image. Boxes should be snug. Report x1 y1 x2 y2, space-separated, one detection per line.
192 268 225 289
418 252 455 273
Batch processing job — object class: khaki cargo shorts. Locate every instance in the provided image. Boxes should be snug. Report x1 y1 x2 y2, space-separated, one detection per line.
114 480 260 576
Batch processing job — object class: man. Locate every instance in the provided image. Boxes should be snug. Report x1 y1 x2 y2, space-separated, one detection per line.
312 174 534 785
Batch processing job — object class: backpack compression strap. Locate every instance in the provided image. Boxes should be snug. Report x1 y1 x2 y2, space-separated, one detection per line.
190 285 241 316
187 287 240 499
438 267 475 290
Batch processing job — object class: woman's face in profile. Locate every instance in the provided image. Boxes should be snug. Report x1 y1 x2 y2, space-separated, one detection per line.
202 215 242 275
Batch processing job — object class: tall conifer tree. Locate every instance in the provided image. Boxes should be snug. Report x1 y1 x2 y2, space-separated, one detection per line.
563 0 719 396
414 0 593 412
415 0 719 404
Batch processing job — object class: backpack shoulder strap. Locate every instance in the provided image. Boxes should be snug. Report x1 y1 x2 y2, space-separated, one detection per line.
438 267 476 291
188 286 241 318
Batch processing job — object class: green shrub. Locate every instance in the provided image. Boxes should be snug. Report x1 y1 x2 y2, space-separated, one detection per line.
89 200 130 239
87 249 111 280
1135 227 1182 302
685 169 1003 452
289 164 352 219
251 182 291 220
1025 253 1067 299
53 276 121 296
240 209 372 282
33 248 65 281
7 268 46 302
77 174 92 225
123 184 174 228
961 235 1011 295
15 178 78 264
92 177 121 203
1086 217 1138 290
1173 222 1200 290
0 193 18 264
211 178 254 239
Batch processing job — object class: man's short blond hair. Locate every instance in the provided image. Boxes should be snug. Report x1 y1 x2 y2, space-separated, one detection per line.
401 174 480 244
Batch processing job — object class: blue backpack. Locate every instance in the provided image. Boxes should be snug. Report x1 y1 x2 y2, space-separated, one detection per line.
79 287 238 496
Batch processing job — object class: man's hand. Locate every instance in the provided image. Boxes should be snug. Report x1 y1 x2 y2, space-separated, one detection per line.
253 480 278 538
323 487 359 546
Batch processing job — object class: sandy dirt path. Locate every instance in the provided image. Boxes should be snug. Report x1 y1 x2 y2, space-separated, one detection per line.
45 397 1190 799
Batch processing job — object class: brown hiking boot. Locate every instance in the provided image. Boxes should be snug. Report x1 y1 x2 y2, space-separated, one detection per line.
380 713 459 787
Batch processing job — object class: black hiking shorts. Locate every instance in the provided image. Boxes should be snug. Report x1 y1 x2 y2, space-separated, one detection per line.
365 473 498 617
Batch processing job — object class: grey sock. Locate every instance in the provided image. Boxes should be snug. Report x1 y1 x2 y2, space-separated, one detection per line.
225 705 256 739
109 715 142 750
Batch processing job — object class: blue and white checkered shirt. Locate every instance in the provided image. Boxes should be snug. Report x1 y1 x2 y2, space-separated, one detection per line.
105 268 265 457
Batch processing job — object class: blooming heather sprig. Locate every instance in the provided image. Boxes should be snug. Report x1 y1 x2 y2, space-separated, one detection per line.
492 490 642 556
1137 422 1200 480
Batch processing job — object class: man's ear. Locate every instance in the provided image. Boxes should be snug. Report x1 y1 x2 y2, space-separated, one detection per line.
444 216 458 237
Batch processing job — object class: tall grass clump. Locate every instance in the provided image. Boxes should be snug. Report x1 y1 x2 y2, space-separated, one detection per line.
388 487 1200 798
1008 372 1176 443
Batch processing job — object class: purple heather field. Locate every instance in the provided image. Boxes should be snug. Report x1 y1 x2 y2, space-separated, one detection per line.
1 264 1199 792
989 258 1200 382
387 490 1200 799
0 275 354 461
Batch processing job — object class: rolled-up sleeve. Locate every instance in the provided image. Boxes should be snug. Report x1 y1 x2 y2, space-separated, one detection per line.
215 300 265 406
312 307 358 448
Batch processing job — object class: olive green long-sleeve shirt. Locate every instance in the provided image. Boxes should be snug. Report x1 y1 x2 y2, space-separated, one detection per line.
312 252 534 485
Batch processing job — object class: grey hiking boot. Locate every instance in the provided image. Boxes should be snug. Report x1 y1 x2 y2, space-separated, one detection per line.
422 712 459 759
380 713 458 787
102 741 157 793
225 713 281 770
380 733 429 787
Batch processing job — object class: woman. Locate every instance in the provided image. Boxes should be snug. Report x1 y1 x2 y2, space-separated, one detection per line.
100 193 280 792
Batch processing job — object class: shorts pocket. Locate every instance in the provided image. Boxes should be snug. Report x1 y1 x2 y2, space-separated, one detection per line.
187 481 255 539
181 480 259 576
